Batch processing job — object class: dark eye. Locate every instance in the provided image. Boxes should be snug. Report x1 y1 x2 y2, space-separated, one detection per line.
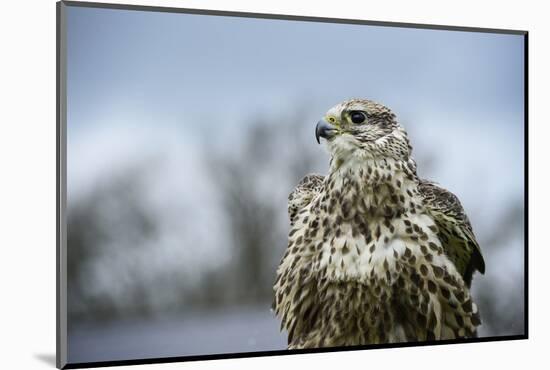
350 111 366 124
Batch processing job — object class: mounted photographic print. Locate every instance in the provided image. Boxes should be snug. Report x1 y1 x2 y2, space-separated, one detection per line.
56 1 528 368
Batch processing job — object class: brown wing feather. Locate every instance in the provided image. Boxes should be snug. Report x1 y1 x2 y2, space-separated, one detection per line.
272 174 325 346
418 180 485 287
287 174 324 225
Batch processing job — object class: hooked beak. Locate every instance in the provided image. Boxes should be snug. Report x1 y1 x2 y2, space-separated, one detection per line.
315 119 337 144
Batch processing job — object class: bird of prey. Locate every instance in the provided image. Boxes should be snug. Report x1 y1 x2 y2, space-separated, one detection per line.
273 99 485 349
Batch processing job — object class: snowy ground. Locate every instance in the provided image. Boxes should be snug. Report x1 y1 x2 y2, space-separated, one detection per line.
68 307 287 364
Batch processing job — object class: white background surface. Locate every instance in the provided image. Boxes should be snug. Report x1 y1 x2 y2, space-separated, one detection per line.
0 0 544 369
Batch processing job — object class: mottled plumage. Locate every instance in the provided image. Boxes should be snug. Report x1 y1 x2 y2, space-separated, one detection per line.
418 180 485 286
273 99 485 349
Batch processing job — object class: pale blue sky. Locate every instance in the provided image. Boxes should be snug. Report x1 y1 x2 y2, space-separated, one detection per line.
67 5 525 207
66 3 525 229
67 6 524 131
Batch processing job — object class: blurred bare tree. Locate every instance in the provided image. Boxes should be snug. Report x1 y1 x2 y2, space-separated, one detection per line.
67 165 159 322
474 200 525 336
67 108 524 341
203 110 325 306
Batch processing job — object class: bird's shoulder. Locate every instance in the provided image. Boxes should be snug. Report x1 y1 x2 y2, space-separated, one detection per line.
287 174 325 223
418 179 485 286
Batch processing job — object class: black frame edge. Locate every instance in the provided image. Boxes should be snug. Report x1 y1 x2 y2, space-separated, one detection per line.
523 32 529 338
62 335 527 369
61 0 528 35
57 1 68 369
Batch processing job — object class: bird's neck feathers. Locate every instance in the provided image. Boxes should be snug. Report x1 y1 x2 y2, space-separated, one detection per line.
324 154 420 218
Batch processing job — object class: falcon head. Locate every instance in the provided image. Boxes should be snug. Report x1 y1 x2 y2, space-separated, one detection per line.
315 99 412 163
